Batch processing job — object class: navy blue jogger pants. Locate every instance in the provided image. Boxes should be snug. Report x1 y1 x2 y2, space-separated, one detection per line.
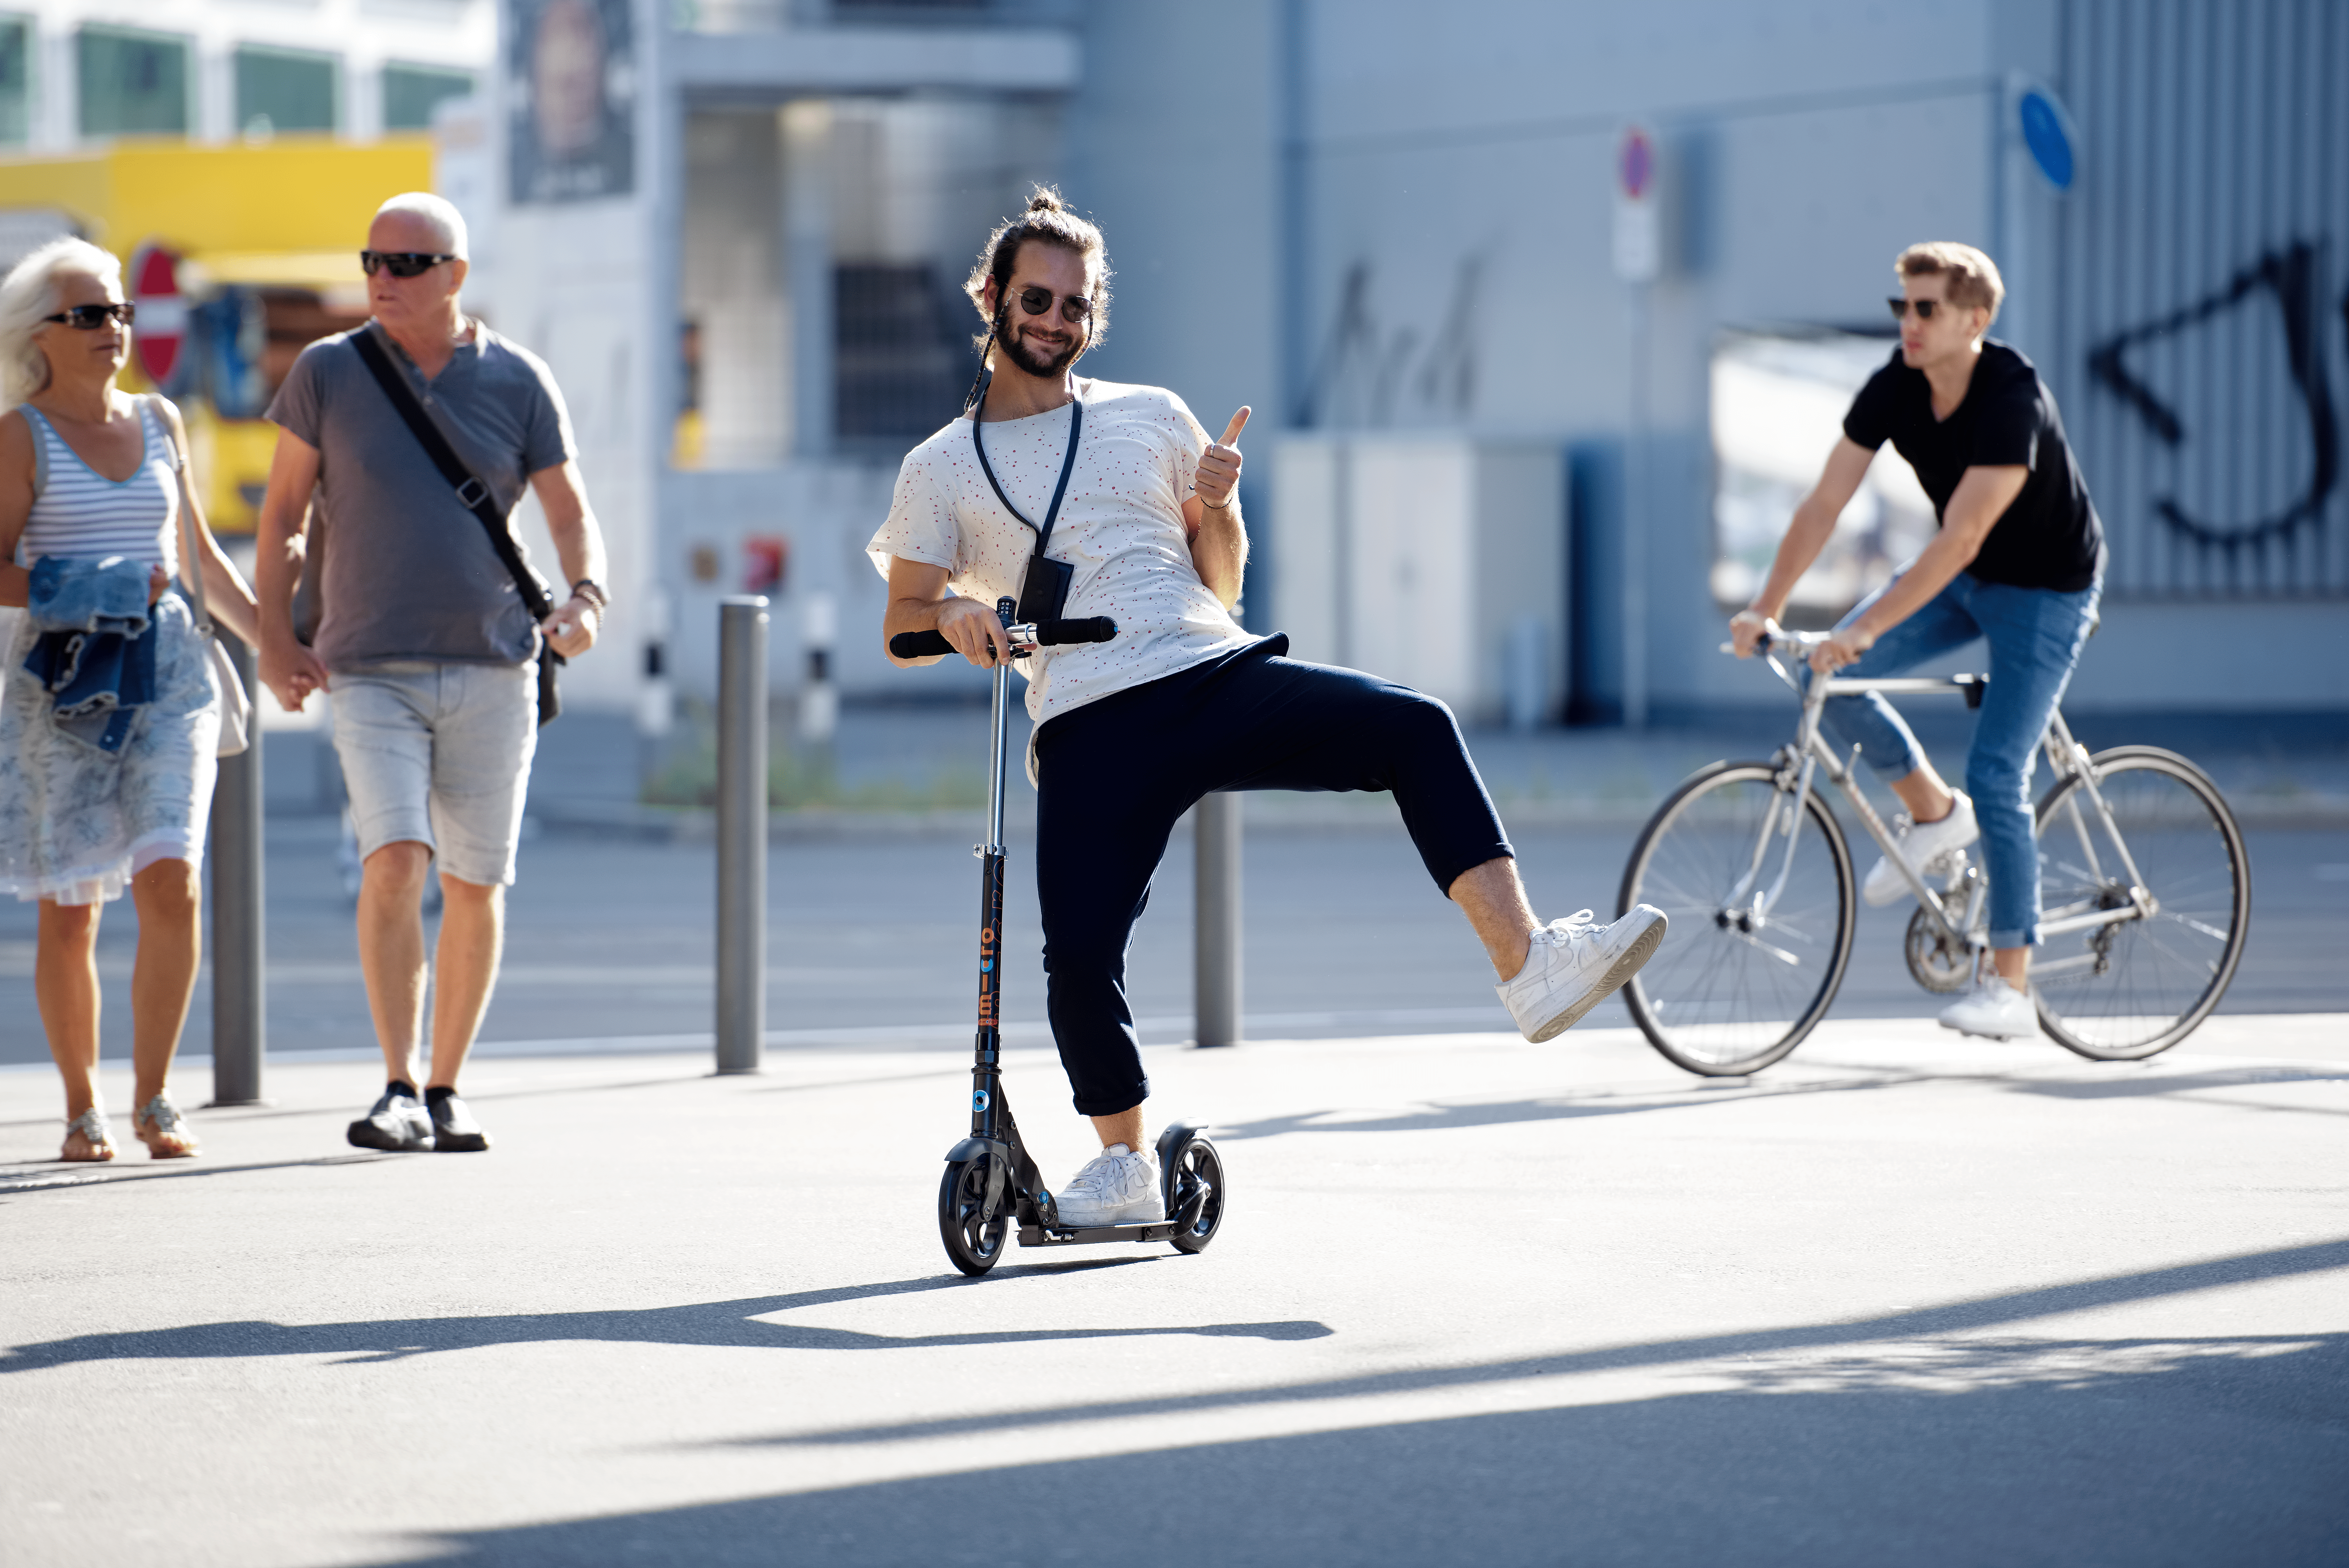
1031 635 1513 1116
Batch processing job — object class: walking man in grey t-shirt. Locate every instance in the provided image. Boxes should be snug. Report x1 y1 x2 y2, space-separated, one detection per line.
255 192 610 1153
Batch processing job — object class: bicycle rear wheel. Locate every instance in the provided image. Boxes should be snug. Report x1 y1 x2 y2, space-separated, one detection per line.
2031 747 2250 1060
1619 761 1855 1076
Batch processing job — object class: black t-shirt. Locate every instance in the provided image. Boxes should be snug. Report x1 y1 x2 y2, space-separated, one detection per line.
1842 340 2104 592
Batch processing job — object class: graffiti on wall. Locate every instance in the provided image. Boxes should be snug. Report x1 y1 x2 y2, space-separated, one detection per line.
1297 256 1485 428
2085 241 2341 553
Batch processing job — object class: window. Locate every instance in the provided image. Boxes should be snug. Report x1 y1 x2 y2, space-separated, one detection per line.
1709 329 1934 620
78 26 189 137
236 45 337 137
383 63 476 131
0 18 29 145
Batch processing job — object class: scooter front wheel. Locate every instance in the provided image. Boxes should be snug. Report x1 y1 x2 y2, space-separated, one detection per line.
939 1156 1010 1276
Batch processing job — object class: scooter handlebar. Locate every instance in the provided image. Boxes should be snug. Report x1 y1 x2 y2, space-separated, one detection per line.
889 617 1118 661
890 630 955 658
1039 616 1118 645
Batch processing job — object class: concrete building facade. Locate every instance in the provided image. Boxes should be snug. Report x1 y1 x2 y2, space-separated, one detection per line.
460 0 2349 729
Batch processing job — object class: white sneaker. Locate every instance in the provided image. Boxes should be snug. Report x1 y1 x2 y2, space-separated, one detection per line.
1053 1143 1164 1227
1497 906 1668 1042
1938 976 2040 1040
1863 791 1979 907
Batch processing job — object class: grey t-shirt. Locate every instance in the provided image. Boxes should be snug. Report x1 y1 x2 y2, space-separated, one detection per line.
266 321 576 672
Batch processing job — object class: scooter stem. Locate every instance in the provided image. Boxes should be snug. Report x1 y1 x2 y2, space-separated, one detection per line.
985 595 1013 854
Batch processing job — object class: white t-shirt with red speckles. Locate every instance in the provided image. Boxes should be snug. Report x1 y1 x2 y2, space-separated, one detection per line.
868 377 1258 777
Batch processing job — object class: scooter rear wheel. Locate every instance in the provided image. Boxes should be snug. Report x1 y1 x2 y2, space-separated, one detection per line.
1165 1135 1225 1255
939 1156 1009 1276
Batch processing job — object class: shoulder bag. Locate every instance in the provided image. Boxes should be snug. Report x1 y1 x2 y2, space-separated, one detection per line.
349 325 563 725
150 396 252 757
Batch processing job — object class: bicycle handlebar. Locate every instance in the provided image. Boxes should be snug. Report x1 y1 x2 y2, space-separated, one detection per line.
1718 628 1831 656
890 616 1118 660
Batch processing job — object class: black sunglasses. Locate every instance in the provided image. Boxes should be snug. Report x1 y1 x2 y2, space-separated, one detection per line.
45 302 134 330
361 251 458 279
1015 284 1092 324
1887 297 1946 321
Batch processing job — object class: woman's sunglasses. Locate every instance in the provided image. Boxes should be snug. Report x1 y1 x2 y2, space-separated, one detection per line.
1887 297 1946 321
1016 285 1092 324
361 251 458 279
45 302 135 330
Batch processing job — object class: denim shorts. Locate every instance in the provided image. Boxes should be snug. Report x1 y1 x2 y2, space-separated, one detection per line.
331 660 536 887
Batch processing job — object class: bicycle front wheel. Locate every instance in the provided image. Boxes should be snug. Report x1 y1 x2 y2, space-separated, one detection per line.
2031 747 2251 1060
1619 761 1855 1076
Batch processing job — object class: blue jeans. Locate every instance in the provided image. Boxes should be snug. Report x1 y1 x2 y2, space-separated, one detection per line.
1809 570 2100 948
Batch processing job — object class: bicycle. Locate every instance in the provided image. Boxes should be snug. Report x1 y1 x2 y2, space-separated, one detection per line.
1616 627 2251 1076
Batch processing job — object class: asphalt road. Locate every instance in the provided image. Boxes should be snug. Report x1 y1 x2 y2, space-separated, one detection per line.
2 816 2344 1072
3 1017 2343 1566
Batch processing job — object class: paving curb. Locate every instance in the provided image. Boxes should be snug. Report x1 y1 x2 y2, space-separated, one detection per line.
531 790 2349 841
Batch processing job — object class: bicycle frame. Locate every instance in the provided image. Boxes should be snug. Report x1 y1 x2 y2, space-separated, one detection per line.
1733 637 2157 962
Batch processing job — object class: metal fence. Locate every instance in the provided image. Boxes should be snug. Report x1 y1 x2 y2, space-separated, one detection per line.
2050 0 2349 601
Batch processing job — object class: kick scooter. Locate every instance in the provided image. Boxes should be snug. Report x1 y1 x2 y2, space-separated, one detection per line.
892 597 1229 1277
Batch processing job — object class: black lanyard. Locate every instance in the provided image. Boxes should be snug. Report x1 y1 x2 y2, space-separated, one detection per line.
971 371 1084 625
970 372 1084 554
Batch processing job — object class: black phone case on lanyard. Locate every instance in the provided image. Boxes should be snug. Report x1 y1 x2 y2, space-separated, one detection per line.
971 373 1083 628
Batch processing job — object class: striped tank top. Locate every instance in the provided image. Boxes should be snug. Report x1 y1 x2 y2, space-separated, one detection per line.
14 397 179 574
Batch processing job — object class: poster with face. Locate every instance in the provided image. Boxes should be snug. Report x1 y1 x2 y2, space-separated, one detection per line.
507 0 635 205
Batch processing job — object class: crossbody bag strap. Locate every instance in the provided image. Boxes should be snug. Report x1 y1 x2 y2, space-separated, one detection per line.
970 371 1084 559
349 325 560 630
147 396 213 636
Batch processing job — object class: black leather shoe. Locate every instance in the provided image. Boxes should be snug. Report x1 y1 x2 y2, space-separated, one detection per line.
348 1090 434 1152
427 1093 490 1153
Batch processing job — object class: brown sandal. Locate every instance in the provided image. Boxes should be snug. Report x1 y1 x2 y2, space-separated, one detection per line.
61 1107 115 1163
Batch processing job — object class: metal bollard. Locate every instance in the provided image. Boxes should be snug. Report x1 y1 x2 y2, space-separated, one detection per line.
209 637 265 1105
715 596 769 1074
1194 790 1242 1048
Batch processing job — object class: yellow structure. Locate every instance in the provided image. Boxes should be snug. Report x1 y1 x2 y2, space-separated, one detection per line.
0 138 434 532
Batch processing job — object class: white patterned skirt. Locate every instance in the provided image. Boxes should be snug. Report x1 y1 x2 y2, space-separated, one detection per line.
0 595 222 906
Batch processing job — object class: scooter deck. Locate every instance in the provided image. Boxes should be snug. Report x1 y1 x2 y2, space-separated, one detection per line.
1018 1220 1184 1247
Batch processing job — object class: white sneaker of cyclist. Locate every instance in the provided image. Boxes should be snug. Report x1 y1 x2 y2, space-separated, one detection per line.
1938 975 2040 1041
1497 906 1668 1043
1863 791 1979 907
1053 1143 1164 1227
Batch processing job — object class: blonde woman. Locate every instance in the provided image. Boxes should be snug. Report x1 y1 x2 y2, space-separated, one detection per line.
0 238 259 1161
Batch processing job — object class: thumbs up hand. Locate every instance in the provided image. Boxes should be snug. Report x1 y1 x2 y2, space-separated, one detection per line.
1196 406 1250 511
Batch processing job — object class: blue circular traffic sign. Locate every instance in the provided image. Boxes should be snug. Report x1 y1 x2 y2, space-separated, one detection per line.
2019 89 2075 191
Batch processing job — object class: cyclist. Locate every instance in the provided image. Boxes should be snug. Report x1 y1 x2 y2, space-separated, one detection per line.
875 191 1665 1226
1730 242 2104 1041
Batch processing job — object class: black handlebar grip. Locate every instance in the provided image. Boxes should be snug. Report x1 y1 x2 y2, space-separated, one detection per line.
1039 617 1117 645
889 630 955 659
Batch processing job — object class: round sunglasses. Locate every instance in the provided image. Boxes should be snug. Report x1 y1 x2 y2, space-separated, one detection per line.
1013 284 1092 324
361 251 458 279
45 302 134 330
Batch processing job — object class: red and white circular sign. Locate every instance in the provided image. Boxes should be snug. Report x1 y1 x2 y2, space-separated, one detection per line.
1618 127 1654 201
128 243 187 387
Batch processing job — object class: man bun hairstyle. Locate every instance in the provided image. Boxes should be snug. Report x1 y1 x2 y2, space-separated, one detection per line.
961 186 1111 355
1896 241 2005 324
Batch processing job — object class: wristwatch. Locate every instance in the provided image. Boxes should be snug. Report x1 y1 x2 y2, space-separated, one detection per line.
570 579 610 612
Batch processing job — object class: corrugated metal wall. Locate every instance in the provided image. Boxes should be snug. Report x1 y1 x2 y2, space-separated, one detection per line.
2051 0 2349 600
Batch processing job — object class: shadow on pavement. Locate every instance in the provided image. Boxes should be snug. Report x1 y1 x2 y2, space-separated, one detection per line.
1214 1071 1928 1141
362 1336 2349 1568
719 1237 2349 1448
1216 1058 2349 1143
0 1263 1331 1372
0 1151 396 1191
